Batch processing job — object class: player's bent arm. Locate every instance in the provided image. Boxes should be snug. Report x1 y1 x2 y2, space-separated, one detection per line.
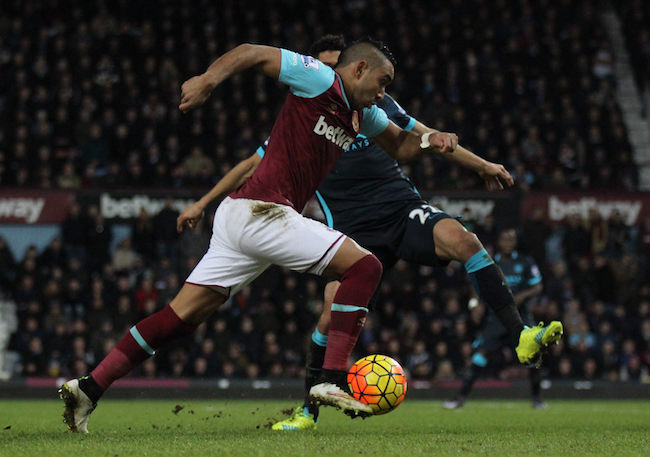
180 44 281 112
410 120 513 191
411 121 485 172
176 153 262 232
372 121 457 161
199 153 261 206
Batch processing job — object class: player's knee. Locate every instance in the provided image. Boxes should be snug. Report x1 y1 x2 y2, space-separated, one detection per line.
343 254 383 288
457 231 484 262
362 254 383 286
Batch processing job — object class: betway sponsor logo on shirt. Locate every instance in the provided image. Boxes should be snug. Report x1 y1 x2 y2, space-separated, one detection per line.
0 198 45 223
313 116 354 150
101 194 195 219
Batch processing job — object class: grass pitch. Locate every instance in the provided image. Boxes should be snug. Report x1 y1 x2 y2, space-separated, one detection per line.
0 398 649 457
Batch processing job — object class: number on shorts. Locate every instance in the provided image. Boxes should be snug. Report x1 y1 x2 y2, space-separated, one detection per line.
408 204 442 225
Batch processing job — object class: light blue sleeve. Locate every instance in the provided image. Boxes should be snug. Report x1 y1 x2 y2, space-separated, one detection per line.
404 117 416 131
360 105 389 138
279 49 335 98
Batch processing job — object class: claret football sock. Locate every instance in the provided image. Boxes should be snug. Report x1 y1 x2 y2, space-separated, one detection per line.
90 305 197 395
465 250 524 337
322 255 382 371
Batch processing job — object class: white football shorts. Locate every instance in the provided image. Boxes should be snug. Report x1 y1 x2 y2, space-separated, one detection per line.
185 197 346 295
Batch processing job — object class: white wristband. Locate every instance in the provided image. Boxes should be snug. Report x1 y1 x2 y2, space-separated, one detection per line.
420 132 432 149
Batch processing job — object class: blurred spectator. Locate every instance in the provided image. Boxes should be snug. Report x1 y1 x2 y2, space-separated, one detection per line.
153 198 180 262
112 238 140 273
131 209 155 262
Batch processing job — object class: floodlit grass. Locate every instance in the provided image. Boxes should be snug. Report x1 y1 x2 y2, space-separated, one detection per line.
0 398 649 457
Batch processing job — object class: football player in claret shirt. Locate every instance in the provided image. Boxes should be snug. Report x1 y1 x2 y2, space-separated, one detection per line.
444 228 548 410
59 38 462 432
176 36 564 430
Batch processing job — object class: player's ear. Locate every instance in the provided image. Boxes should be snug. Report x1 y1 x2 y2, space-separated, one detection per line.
354 60 369 78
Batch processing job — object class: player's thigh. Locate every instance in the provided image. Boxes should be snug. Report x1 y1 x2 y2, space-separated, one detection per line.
170 282 228 325
395 203 455 266
432 217 484 263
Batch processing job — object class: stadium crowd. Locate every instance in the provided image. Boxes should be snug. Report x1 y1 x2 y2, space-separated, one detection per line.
0 0 638 191
1 0 649 383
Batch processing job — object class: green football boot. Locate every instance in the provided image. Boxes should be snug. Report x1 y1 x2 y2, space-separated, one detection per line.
516 321 564 366
271 406 318 431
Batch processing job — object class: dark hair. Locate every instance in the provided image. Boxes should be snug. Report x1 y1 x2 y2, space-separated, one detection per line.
336 37 396 68
308 34 346 57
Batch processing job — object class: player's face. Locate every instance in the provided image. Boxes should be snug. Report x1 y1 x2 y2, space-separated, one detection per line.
351 59 394 110
498 230 517 255
317 50 341 68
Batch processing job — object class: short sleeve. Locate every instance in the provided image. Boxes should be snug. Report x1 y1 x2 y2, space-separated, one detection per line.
279 49 335 98
360 105 389 138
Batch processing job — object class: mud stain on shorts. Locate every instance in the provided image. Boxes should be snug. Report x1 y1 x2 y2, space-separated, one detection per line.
251 202 286 223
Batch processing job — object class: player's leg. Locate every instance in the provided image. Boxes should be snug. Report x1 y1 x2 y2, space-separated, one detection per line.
431 217 563 364
233 202 380 415
444 319 503 409
530 366 546 408
306 281 337 400
308 237 381 414
60 284 226 433
396 206 524 341
272 282 336 430
60 197 263 433
305 283 336 405
442 351 486 409
432 218 525 336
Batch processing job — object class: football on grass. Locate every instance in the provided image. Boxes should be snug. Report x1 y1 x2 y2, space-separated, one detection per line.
347 354 407 415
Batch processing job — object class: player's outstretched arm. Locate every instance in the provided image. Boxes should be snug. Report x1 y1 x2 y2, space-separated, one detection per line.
372 121 457 161
176 153 262 232
410 121 514 191
179 44 281 112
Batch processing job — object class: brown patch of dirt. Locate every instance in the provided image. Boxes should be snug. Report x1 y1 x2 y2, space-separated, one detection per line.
251 202 285 222
172 405 184 415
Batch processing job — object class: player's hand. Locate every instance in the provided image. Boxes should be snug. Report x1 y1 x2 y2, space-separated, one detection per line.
430 132 458 154
177 202 205 232
179 74 213 113
479 162 514 191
